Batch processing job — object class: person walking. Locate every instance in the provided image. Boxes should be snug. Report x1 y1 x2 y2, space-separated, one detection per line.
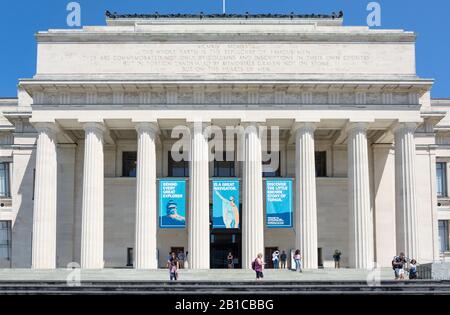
280 251 287 269
252 253 265 280
333 249 342 269
167 252 179 281
294 249 302 272
272 250 280 269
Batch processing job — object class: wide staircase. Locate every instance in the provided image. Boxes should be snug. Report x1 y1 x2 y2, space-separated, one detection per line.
0 269 449 295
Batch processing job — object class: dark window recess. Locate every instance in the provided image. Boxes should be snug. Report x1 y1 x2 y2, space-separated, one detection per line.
214 152 235 177
168 152 189 177
127 248 133 267
263 151 281 178
0 163 10 198
437 162 447 198
315 151 327 177
122 152 137 177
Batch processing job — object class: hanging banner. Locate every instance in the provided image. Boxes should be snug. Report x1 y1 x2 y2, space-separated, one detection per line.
266 179 293 228
159 180 186 228
212 180 240 229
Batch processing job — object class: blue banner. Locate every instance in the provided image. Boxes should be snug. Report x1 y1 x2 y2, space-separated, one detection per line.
212 180 240 229
159 180 186 228
266 179 293 228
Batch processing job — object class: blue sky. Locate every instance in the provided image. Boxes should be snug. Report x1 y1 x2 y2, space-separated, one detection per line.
0 0 449 97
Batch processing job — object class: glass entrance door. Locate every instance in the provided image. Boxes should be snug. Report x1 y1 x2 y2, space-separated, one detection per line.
210 231 241 268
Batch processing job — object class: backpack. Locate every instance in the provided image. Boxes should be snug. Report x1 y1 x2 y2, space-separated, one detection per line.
251 259 256 270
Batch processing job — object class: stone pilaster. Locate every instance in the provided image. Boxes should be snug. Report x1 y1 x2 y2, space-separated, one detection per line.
347 123 374 269
242 123 264 269
134 122 158 269
81 122 105 269
32 123 58 269
294 122 318 269
394 123 419 260
188 122 210 269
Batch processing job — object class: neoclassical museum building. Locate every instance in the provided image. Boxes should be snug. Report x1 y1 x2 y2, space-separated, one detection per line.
0 12 449 270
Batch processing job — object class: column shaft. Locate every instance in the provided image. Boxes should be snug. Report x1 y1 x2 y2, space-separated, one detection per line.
188 123 210 269
32 123 58 269
81 122 105 269
348 123 374 269
134 123 158 269
395 123 419 260
294 123 318 269
242 124 264 269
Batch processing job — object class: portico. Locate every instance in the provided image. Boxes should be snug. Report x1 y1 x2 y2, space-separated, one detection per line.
1 13 443 270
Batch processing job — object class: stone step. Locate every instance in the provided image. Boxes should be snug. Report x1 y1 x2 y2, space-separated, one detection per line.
1 280 450 295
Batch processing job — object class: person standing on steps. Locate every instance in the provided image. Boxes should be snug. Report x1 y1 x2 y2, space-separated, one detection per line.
280 250 287 269
294 249 302 272
167 252 179 281
252 253 265 280
227 251 234 269
333 249 342 269
272 250 280 269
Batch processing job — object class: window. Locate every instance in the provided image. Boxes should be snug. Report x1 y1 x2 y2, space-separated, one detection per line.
127 248 133 267
263 151 281 177
439 220 449 252
168 152 189 177
315 151 327 177
0 163 10 198
437 162 447 197
122 152 137 177
0 221 11 261
214 152 235 177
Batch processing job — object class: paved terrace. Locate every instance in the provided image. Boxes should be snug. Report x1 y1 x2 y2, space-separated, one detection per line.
0 268 394 281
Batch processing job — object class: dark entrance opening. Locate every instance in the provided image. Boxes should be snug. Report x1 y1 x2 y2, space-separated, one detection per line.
264 247 279 269
210 231 241 269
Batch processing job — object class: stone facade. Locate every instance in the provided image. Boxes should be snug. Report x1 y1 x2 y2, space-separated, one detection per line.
0 15 448 270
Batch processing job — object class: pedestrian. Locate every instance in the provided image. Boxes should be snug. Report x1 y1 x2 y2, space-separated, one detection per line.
408 259 418 280
177 250 185 269
252 253 265 280
280 250 287 269
227 252 234 269
272 250 280 269
167 252 179 281
392 252 407 280
294 249 302 272
333 249 342 269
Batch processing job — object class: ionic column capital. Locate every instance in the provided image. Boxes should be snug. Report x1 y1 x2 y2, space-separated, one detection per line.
135 122 159 135
347 122 369 134
240 121 265 128
393 122 418 135
292 122 316 135
33 122 60 138
83 122 106 134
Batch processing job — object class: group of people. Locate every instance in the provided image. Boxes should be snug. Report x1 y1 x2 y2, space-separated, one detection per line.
251 249 304 280
392 252 418 280
269 250 289 269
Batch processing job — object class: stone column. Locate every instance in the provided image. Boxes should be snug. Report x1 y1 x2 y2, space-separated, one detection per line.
242 123 264 269
294 122 318 269
347 123 374 269
32 123 58 269
81 122 105 269
188 122 210 269
134 123 158 269
394 123 419 260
